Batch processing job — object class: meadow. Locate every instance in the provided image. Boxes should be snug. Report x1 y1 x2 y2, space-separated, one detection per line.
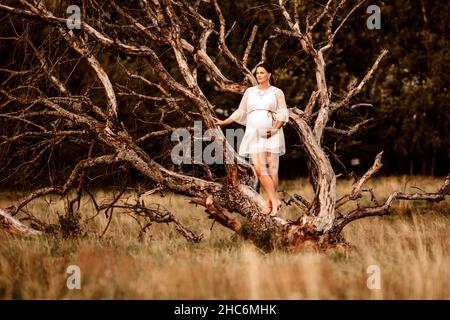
0 176 449 299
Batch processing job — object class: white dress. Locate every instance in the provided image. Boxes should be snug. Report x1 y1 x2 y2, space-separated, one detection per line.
229 86 289 157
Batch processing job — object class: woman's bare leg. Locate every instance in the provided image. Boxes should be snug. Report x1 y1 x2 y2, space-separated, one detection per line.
251 153 276 214
266 152 280 215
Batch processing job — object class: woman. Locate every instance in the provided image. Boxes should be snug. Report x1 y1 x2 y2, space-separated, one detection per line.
213 63 289 216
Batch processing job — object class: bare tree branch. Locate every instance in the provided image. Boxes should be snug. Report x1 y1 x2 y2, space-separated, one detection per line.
333 173 450 234
325 118 373 136
332 50 389 112
0 209 42 236
336 151 383 208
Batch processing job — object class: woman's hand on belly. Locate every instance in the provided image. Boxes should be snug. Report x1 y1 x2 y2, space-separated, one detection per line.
264 128 279 138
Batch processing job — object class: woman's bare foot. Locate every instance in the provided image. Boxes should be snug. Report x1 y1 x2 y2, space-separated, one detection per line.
262 200 272 214
262 205 272 214
269 199 281 217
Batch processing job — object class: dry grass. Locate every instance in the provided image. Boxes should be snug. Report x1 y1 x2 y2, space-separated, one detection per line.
0 176 449 299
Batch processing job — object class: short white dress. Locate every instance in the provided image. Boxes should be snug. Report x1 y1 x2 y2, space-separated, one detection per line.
229 86 289 157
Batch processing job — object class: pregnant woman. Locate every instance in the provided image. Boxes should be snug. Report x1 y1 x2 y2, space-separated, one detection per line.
213 63 289 216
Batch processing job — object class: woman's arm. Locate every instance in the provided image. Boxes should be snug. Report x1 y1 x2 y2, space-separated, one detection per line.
273 120 284 130
213 88 250 127
274 89 289 123
265 89 289 138
213 116 235 127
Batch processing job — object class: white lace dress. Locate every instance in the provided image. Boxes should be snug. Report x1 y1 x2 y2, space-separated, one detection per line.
229 85 289 157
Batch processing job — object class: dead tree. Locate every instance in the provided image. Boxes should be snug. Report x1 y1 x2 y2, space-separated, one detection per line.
0 0 448 250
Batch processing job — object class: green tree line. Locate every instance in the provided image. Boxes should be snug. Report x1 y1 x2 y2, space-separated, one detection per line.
215 0 449 177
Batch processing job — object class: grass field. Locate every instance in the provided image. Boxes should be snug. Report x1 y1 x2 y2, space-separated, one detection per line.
0 176 449 299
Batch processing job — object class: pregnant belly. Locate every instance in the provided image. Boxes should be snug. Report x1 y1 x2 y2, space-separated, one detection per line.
246 110 273 129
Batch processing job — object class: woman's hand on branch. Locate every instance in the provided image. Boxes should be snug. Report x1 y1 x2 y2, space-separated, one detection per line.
213 117 227 127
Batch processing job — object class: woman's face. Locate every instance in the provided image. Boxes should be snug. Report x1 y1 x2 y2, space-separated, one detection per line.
255 67 271 85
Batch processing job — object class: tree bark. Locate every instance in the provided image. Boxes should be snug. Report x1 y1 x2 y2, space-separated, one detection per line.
0 209 42 236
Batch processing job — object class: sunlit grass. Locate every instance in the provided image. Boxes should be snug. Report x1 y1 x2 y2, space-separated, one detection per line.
0 176 449 299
